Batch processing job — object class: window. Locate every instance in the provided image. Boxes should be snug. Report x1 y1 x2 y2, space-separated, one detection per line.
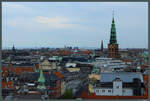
96 89 99 93
108 90 111 92
116 86 119 88
123 89 125 93
102 90 105 92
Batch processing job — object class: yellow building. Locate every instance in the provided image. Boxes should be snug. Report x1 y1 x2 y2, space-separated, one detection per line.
39 59 57 70
88 74 100 80
88 84 93 93
66 68 80 72
88 74 100 93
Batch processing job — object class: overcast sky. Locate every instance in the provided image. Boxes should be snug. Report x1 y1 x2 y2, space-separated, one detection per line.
2 2 148 49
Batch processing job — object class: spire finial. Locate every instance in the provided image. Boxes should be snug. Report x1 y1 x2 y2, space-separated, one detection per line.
112 9 114 18
110 10 117 44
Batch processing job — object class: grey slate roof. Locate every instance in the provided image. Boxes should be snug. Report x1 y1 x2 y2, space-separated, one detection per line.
15 94 41 99
100 72 144 83
20 71 62 83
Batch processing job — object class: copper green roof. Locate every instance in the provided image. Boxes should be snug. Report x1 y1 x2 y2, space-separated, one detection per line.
141 51 148 57
93 50 95 57
38 69 45 83
93 64 98 73
8 56 11 63
109 15 117 44
37 69 46 90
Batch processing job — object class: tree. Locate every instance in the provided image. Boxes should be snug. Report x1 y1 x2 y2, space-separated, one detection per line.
63 88 73 99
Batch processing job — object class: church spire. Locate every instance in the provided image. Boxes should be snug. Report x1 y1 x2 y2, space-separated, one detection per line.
108 10 119 59
92 49 95 57
110 10 117 44
12 44 16 52
101 40 103 52
37 69 46 90
112 9 114 19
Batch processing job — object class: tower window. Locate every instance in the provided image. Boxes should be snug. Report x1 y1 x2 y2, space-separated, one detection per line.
116 86 119 88
108 90 111 92
102 90 105 92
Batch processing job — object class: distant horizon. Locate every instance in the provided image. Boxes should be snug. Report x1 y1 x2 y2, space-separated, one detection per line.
2 46 148 50
2 2 148 49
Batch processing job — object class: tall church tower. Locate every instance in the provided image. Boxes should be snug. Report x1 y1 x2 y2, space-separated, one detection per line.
12 45 16 53
101 40 104 52
108 11 119 59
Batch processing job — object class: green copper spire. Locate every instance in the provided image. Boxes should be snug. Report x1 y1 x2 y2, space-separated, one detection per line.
8 56 11 63
93 64 98 74
93 49 95 57
141 51 148 65
37 69 46 90
110 10 117 44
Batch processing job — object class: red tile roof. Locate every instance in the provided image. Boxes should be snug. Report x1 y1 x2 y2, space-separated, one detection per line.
140 65 149 69
2 81 13 89
54 72 64 79
2 65 34 75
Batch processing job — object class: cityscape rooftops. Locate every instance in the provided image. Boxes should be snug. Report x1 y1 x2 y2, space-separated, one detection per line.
100 72 144 83
93 57 128 69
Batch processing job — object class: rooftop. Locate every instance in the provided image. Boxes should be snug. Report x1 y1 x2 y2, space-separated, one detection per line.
100 72 144 83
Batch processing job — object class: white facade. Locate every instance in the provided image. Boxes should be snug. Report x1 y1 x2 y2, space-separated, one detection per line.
122 88 133 96
93 88 113 96
113 79 122 96
92 78 133 96
92 57 128 72
65 63 76 67
93 88 133 96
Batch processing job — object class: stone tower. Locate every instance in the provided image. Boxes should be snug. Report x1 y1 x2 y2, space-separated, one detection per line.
108 11 119 59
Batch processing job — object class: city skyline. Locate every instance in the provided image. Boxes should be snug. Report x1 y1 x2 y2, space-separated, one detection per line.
2 2 148 49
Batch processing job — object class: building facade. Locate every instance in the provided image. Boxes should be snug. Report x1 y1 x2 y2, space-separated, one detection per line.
39 59 57 70
91 72 145 96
